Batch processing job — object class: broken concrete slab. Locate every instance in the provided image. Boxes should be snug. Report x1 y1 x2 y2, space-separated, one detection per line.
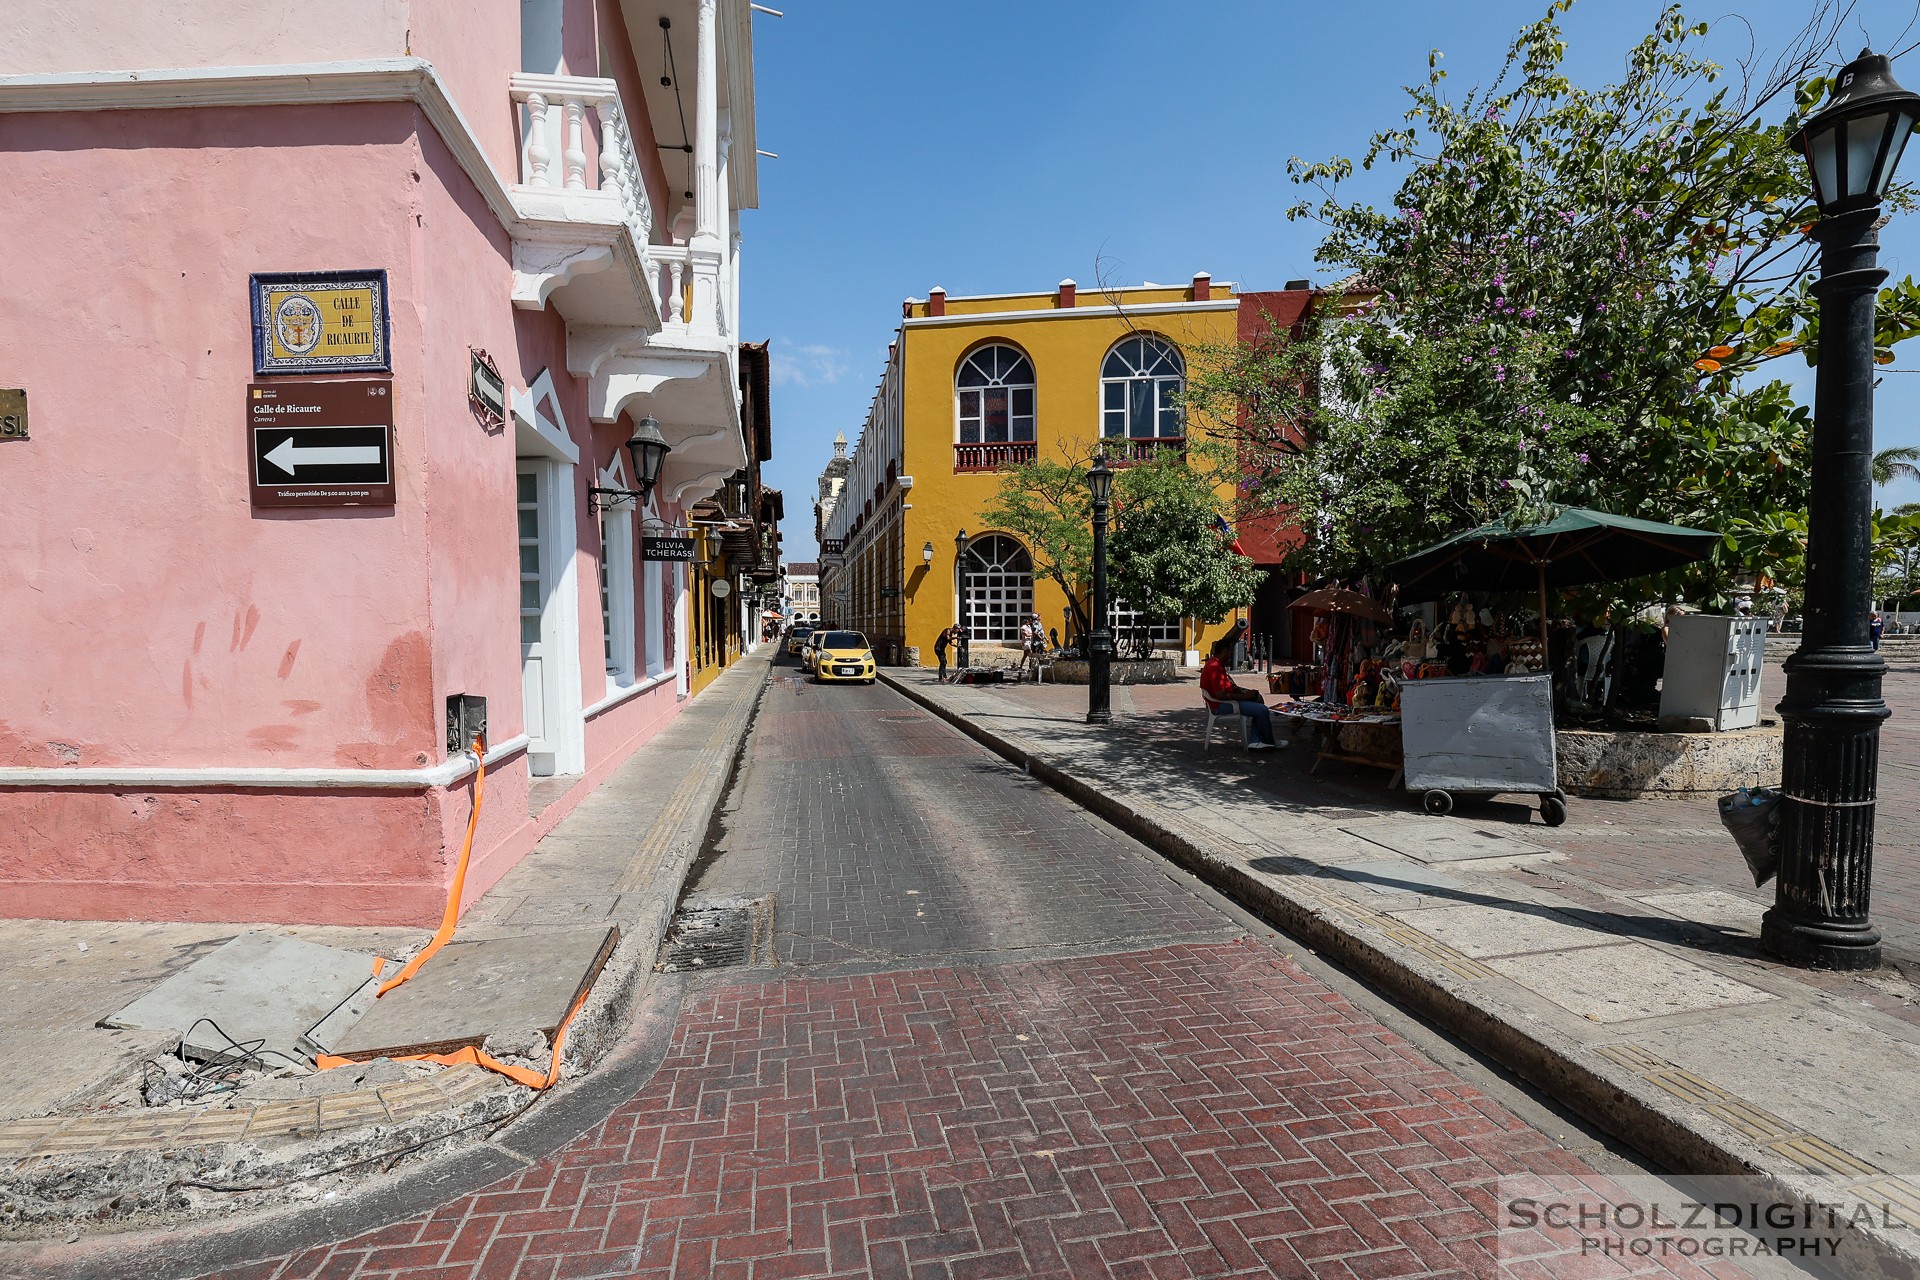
100 932 383 1067
1 1027 180 1121
321 926 618 1061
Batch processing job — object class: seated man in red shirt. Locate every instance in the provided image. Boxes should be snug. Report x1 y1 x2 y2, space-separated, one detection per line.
1200 636 1282 751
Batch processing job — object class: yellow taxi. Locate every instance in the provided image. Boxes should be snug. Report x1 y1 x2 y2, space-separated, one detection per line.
785 625 815 658
809 630 876 684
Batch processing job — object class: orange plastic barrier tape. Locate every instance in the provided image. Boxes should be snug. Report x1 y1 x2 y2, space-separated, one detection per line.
376 736 486 998
316 981 590 1092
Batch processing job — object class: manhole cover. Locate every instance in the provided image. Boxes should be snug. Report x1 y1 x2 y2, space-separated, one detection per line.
655 896 773 972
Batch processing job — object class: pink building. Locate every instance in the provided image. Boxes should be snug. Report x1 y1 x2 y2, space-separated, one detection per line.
0 0 765 924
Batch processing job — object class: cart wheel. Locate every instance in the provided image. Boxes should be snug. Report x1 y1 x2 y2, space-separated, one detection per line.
1422 790 1454 816
1541 794 1568 827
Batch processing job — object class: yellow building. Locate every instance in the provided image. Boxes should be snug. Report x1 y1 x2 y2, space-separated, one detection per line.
817 274 1248 668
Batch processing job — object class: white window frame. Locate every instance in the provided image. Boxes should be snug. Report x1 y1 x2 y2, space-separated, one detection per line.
1100 335 1186 440
1110 597 1181 647
642 495 667 678
955 344 1037 444
513 455 585 778
960 533 1034 643
596 454 639 691
512 372 585 778
599 506 637 690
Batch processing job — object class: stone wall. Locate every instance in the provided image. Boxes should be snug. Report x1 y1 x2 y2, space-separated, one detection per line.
1556 723 1783 798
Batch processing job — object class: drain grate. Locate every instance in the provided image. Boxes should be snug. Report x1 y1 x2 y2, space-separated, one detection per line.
655 895 773 972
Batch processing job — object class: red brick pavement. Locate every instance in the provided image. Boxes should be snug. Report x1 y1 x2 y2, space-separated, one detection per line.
207 942 1739 1280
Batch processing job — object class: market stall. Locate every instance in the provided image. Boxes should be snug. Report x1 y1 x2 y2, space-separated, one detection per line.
1380 508 1719 820
1262 508 1720 818
1274 588 1405 782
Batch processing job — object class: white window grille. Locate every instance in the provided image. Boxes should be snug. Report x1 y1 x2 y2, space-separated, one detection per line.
1110 598 1181 648
1101 335 1186 439
960 533 1033 642
955 345 1036 444
599 507 636 687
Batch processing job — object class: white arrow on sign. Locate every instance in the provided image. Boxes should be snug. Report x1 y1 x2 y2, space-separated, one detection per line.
264 436 382 476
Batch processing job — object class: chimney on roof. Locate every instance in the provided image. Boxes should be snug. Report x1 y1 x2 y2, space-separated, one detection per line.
1057 278 1076 308
1284 278 1311 291
902 298 916 318
927 287 946 318
1191 272 1212 302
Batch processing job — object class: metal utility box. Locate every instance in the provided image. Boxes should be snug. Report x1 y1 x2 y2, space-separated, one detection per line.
1660 615 1767 731
1400 674 1564 824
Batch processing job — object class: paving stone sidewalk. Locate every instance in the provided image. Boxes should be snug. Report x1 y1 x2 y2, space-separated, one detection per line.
0 648 771 1225
882 659 1920 1277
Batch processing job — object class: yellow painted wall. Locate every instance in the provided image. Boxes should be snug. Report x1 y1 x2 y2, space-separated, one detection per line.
871 291 1248 667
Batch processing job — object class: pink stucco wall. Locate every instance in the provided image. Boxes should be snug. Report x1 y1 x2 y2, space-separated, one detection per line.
1 0 409 75
0 103 434 771
0 96 693 925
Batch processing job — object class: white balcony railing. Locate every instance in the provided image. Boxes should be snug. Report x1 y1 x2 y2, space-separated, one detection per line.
509 73 653 248
643 243 690 328
640 242 731 341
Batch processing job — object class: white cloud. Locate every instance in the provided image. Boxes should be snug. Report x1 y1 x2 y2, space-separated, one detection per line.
771 342 849 388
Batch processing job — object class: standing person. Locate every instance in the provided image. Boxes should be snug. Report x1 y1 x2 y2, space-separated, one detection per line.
933 625 953 682
956 624 970 672
1871 611 1885 651
1200 636 1282 752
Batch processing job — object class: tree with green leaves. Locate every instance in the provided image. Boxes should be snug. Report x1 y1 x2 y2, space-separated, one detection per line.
1185 1 1920 610
982 437 1261 654
979 447 1096 636
1107 444 1263 655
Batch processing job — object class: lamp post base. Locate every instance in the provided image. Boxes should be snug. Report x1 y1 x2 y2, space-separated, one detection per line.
1760 908 1882 970
1086 644 1112 725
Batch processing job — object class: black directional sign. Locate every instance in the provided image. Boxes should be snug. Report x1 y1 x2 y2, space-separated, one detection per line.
248 380 396 507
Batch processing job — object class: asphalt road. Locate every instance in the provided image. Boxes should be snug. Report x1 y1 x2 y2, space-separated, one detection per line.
190 656 1818 1279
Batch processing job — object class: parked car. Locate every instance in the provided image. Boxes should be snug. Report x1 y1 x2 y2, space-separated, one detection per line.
810 630 877 684
785 625 815 657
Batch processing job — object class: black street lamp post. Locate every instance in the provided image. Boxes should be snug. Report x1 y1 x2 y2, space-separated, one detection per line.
1767 50 1920 970
1086 453 1115 725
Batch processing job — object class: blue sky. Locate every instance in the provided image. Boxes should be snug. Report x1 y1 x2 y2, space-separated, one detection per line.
742 0 1920 560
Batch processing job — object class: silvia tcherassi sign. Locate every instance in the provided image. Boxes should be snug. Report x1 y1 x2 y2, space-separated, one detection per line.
248 380 396 508
642 536 698 562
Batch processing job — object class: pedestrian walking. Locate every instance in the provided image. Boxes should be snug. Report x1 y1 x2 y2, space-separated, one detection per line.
933 625 955 681
1871 611 1885 651
1018 614 1044 681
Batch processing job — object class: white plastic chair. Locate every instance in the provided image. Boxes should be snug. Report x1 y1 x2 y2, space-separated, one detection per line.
1202 697 1250 751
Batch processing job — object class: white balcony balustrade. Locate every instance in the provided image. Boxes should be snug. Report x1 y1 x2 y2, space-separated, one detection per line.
510 73 653 249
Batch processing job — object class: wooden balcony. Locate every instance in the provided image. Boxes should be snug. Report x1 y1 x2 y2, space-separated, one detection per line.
1105 435 1186 465
954 440 1038 472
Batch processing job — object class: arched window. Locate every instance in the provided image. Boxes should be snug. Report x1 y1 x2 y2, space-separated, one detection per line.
1101 335 1185 439
955 345 1036 444
959 533 1033 643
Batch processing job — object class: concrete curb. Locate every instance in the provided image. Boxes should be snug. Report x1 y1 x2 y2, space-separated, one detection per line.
0 657 773 1261
879 670 1920 1280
